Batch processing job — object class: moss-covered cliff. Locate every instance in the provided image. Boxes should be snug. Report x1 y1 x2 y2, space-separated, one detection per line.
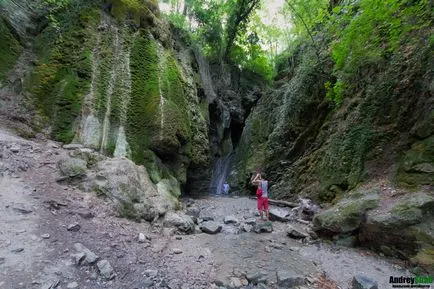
234 23 433 201
0 0 210 195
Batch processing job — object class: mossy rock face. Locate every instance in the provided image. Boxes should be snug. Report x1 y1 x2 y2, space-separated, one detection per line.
366 193 434 228
395 136 434 187
109 0 160 26
410 247 434 274
313 189 380 234
316 124 375 200
0 18 22 82
127 30 192 164
143 149 171 183
28 7 100 143
156 177 181 209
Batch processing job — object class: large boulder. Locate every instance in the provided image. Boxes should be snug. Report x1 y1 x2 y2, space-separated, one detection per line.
86 158 179 221
200 221 222 234
69 148 105 168
359 192 434 272
57 157 87 178
163 212 195 234
276 270 305 287
269 208 291 222
395 136 434 186
313 189 380 234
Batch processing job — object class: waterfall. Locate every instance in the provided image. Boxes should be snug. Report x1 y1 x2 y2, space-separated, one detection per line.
156 42 166 141
76 33 102 148
75 15 133 157
100 27 120 153
193 47 216 103
209 154 234 195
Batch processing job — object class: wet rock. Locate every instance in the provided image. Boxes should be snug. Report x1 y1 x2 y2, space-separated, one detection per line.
67 223 81 232
63 144 84 150
351 275 378 289
57 157 87 178
12 204 32 214
276 270 305 287
254 221 273 233
73 243 99 264
163 212 195 234
269 208 291 222
97 259 115 279
0 257 4 264
224 215 239 225
200 221 222 234
286 224 309 239
66 282 78 289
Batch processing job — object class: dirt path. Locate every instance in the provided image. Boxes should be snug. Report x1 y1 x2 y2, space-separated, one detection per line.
0 127 415 289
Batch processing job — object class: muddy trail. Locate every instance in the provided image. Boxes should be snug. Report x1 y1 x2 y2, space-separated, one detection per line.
0 127 415 289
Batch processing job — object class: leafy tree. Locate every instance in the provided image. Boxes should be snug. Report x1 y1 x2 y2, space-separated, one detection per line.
223 0 261 60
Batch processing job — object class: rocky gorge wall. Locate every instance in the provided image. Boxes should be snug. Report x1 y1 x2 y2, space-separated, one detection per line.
0 0 212 198
234 32 434 201
230 19 433 273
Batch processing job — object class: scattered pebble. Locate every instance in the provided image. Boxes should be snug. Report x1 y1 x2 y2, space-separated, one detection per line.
41 233 50 239
67 223 81 232
173 248 183 254
138 233 146 243
10 247 24 253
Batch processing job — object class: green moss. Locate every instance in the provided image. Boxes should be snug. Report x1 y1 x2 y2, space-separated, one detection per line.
127 30 193 163
0 18 22 81
127 30 160 163
313 193 379 233
51 72 88 142
395 136 434 187
143 149 172 183
29 7 100 142
110 0 159 25
317 124 375 199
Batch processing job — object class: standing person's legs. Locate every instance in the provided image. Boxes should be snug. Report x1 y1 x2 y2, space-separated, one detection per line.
257 197 263 220
263 197 269 220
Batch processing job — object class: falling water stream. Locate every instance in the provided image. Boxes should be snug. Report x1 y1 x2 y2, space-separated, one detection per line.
209 154 234 195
